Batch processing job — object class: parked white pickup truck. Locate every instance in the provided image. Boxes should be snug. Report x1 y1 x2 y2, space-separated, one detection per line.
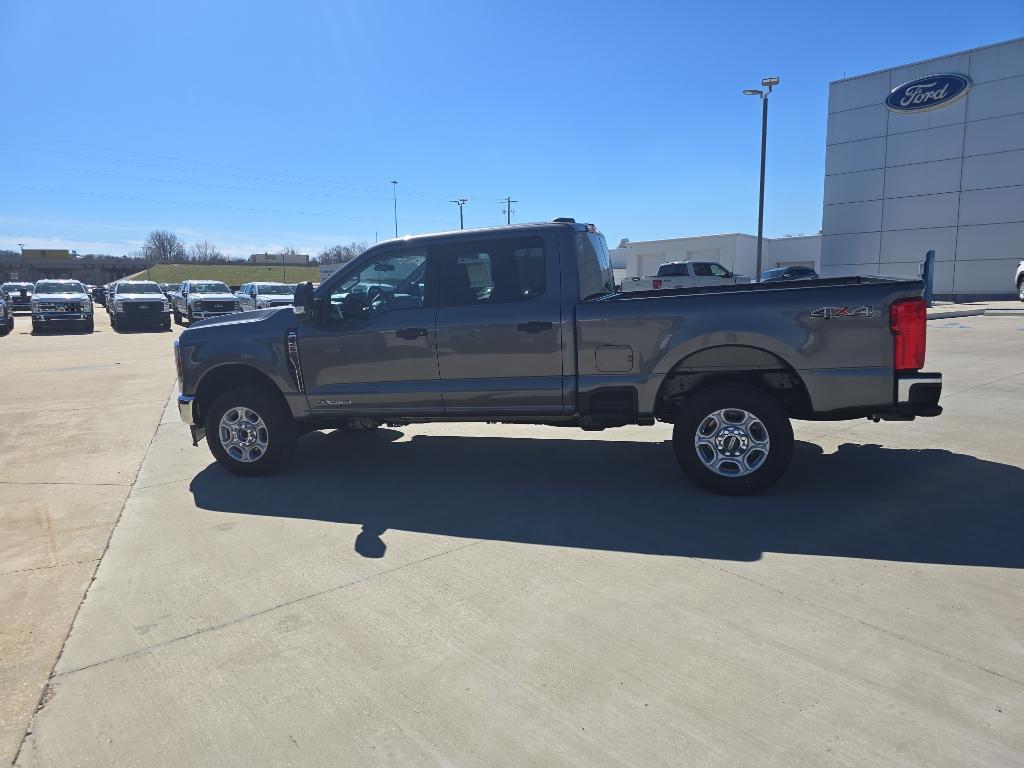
621 261 750 292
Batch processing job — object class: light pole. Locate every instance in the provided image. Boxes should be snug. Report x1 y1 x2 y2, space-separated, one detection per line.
743 76 779 283
390 180 399 238
450 198 467 229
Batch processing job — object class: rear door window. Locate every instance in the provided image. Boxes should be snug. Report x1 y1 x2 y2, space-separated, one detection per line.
658 264 688 277
440 237 546 306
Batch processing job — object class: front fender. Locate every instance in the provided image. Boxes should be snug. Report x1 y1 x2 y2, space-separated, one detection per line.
177 311 308 419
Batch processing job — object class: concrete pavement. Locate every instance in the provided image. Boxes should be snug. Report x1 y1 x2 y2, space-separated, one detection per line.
6 314 1024 766
0 311 181 766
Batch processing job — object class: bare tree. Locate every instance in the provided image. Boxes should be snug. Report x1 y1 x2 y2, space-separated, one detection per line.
143 230 187 263
317 241 368 264
189 240 224 262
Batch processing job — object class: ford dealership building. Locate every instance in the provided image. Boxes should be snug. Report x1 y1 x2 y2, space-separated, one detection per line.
821 37 1024 298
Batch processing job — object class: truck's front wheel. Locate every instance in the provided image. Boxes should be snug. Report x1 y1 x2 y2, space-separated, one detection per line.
673 384 793 495
205 386 297 476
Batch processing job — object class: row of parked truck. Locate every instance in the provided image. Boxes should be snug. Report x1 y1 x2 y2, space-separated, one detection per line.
0 278 299 335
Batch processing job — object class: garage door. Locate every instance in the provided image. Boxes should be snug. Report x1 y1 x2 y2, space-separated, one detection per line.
638 254 666 276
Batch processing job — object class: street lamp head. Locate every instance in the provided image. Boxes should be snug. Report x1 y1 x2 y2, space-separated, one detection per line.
743 89 763 96
762 76 780 87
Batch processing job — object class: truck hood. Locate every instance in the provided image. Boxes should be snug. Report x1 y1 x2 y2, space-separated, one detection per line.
182 306 292 333
33 292 89 301
189 293 237 301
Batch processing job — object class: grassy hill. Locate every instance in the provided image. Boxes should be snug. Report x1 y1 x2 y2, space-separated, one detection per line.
123 262 320 286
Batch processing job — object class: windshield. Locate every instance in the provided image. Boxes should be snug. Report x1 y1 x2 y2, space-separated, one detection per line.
761 268 787 279
191 282 231 294
117 282 163 295
34 281 84 295
257 284 294 295
3 283 31 292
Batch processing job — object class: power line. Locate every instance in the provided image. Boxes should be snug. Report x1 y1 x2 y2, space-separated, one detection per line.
0 159 453 205
0 183 454 225
0 129 508 201
0 141 463 201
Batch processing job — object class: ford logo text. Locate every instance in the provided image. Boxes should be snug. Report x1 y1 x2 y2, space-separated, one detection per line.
886 74 971 113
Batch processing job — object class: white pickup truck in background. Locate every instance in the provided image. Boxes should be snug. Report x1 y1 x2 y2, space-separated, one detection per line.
620 261 751 292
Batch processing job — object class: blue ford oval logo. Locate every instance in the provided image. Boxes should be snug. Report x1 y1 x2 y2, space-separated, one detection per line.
886 73 971 113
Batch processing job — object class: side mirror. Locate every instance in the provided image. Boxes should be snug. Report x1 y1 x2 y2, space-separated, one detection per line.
293 281 315 319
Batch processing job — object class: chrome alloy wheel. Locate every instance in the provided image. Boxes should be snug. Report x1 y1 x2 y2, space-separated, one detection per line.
694 408 770 477
218 406 270 463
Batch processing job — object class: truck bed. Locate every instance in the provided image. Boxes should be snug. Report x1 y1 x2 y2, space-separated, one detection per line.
575 274 927 419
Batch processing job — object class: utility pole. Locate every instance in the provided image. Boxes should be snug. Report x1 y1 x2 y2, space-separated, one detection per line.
390 180 399 238
501 196 517 225
450 198 467 229
743 77 779 283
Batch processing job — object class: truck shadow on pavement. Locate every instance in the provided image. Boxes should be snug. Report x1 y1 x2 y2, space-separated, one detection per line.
189 429 1024 568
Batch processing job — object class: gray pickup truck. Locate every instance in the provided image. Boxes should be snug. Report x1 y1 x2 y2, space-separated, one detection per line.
174 220 942 494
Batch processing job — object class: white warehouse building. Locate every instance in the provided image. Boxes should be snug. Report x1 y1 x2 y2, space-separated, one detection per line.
610 233 821 283
822 36 1024 298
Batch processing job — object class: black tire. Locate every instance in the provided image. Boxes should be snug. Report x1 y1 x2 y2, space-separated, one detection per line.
205 385 297 476
110 314 119 331
163 318 172 331
173 307 183 325
673 383 793 496
187 308 195 325
31 320 41 334
1017 278 1024 303
84 317 94 333
0 322 10 337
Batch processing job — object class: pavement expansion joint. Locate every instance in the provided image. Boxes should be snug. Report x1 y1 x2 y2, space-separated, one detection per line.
0 559 101 577
12 393 169 767
692 557 1024 690
53 538 487 680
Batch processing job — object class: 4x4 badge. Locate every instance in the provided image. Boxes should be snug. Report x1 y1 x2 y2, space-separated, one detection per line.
810 306 872 319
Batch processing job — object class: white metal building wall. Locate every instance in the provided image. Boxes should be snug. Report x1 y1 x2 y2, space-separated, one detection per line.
821 37 1024 298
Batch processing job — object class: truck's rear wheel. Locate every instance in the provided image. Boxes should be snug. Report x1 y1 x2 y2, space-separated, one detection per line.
673 384 793 495
205 386 297 476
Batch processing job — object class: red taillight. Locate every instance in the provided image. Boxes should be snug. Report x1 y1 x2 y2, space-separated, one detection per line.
890 298 926 371
652 279 663 289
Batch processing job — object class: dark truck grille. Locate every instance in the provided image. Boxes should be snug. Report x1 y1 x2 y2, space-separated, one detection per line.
37 301 83 312
124 301 164 315
200 300 233 312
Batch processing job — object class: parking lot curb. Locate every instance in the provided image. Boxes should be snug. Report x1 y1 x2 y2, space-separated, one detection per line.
984 308 1024 316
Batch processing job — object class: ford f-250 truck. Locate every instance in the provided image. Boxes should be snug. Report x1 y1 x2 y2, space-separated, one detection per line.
174 220 942 495
170 280 241 325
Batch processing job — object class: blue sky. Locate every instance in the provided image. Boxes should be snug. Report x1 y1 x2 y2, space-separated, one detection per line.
1 0 1021 257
